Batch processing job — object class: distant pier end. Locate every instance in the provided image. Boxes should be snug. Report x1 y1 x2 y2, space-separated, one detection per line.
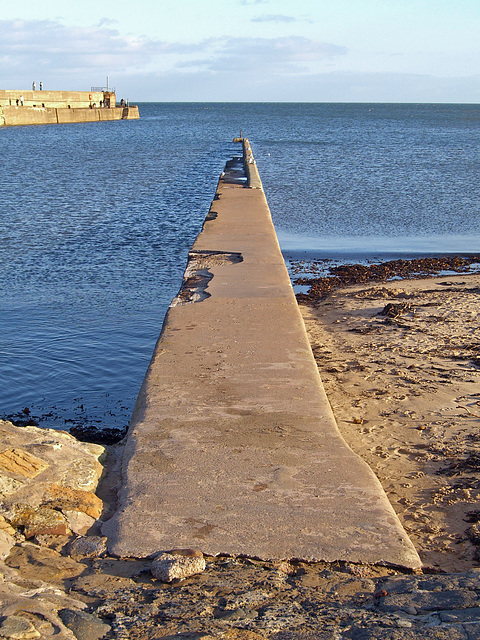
0 89 139 127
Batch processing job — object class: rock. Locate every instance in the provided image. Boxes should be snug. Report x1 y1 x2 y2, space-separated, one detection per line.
44 483 103 519
5 543 84 582
0 615 41 639
0 448 49 478
214 607 254 621
70 424 127 446
0 421 105 544
379 302 412 318
58 609 110 640
2 504 35 526
151 551 206 582
11 506 70 539
0 529 15 560
379 589 478 613
439 607 480 623
63 510 96 535
67 536 108 561
396 618 413 628
0 515 15 537
0 474 23 498
0 421 105 501
467 523 480 546
32 534 71 552
274 561 296 576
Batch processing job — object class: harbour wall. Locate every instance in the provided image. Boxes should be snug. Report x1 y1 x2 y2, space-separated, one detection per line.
102 138 421 568
0 89 139 127
0 105 139 127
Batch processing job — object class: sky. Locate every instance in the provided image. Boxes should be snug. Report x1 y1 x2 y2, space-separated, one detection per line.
1 0 480 102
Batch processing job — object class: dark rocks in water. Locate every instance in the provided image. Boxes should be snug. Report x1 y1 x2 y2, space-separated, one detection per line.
295 255 480 305
70 424 127 445
3 410 39 427
2 408 127 444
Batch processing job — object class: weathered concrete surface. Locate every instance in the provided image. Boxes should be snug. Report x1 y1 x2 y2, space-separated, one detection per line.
103 141 421 568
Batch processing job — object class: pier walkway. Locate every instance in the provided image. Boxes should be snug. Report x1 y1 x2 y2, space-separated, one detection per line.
103 140 420 568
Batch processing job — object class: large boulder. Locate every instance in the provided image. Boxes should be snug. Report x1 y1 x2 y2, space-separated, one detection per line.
0 420 105 537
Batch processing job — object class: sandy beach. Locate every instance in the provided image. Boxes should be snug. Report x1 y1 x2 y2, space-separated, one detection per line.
301 271 480 573
1 269 480 638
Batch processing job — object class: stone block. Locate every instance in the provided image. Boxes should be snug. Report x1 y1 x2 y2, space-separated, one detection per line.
67 536 107 561
63 510 96 535
10 506 70 538
151 551 206 582
44 483 103 519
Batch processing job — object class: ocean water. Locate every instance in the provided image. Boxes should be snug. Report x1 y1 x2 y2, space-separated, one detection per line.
1 102 479 430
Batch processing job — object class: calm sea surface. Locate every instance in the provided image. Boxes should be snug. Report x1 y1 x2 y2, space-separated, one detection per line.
1 103 480 429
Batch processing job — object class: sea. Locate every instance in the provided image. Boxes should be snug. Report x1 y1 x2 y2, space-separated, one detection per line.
1 102 480 431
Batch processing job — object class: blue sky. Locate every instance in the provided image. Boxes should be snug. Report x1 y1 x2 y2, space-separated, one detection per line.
1 0 479 102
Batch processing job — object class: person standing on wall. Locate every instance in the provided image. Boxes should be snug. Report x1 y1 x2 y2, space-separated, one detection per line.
32 82 36 90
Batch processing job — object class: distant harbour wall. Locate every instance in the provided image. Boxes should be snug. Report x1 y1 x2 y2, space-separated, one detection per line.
0 89 139 127
0 105 140 127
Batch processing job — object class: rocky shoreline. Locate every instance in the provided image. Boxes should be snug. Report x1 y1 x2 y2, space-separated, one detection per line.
1 438 480 640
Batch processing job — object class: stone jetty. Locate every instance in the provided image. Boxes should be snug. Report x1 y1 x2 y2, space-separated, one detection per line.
103 139 420 568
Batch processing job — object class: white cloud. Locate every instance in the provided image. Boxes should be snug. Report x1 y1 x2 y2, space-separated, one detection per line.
251 14 312 24
0 19 206 79
184 36 347 74
97 18 118 28
0 21 346 88
251 14 296 23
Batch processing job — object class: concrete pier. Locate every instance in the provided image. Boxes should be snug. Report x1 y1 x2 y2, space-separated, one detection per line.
103 141 421 568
